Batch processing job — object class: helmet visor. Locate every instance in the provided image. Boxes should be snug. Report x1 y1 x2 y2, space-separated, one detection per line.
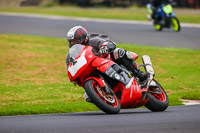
68 39 81 48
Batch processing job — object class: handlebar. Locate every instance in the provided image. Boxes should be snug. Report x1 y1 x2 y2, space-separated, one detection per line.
94 52 101 56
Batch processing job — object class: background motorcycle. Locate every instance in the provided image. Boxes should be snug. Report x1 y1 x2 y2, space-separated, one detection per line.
67 44 169 114
147 3 181 32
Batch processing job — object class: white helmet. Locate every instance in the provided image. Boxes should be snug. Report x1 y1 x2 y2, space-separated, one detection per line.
67 26 88 47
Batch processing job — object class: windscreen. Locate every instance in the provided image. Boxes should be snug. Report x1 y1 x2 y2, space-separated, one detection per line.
68 44 85 59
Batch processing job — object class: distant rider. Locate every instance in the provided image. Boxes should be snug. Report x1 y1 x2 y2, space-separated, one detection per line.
147 0 175 20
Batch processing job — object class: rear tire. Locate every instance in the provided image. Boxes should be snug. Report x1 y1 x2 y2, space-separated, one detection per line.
154 20 163 31
84 79 120 114
145 79 169 112
171 17 181 32
154 24 163 31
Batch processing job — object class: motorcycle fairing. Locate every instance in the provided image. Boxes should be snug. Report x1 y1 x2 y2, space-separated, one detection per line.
91 57 114 72
163 4 172 14
105 65 134 89
68 46 96 82
93 58 134 89
113 79 148 109
68 50 87 77
158 4 175 18
130 52 138 61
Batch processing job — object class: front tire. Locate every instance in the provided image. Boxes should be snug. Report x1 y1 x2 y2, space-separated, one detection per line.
145 79 169 112
171 17 181 32
84 79 120 114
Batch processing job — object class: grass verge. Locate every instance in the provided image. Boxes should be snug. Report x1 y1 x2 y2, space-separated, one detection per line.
0 6 200 24
0 34 199 116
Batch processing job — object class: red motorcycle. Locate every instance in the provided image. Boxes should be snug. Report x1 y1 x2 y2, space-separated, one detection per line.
67 44 169 114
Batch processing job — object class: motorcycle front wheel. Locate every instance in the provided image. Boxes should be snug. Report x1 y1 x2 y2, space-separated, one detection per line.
171 17 181 32
145 79 169 112
84 79 120 114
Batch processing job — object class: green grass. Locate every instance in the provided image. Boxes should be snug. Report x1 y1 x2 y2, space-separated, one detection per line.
0 34 200 116
0 6 200 23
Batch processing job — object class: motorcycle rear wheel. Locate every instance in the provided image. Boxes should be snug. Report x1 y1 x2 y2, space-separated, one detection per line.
145 79 169 112
154 24 163 31
84 79 120 114
171 17 181 32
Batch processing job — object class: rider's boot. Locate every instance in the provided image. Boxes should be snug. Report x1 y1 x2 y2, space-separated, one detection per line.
124 58 149 83
112 48 149 83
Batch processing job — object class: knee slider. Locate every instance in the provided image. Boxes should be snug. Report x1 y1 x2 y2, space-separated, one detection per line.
113 48 126 60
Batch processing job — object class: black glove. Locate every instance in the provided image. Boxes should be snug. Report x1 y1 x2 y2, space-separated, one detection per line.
99 46 109 54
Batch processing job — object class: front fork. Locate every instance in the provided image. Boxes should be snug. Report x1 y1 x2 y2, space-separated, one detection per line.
98 74 113 95
84 73 113 95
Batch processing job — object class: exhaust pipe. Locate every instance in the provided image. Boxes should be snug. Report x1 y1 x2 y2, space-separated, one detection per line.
142 55 155 76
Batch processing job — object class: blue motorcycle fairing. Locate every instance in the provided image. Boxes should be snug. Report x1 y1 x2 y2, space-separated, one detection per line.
156 4 175 19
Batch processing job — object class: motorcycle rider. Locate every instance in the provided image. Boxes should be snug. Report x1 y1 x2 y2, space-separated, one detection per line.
66 26 149 101
147 0 175 20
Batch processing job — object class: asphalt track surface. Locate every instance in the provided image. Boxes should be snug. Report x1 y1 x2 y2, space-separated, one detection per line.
0 105 200 133
0 13 200 49
0 14 200 133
